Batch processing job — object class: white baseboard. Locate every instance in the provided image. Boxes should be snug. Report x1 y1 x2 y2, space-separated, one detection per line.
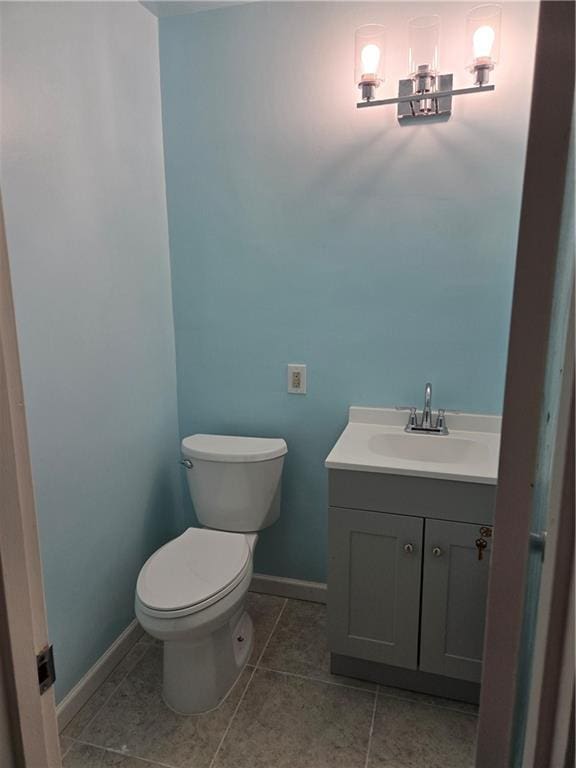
250 573 327 604
56 619 142 733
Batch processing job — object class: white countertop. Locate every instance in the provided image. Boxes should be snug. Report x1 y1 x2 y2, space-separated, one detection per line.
325 407 501 485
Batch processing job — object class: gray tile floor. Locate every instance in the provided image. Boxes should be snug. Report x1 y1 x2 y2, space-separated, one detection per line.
60 594 477 768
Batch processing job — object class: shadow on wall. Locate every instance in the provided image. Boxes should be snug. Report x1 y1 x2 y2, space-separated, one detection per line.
140 468 186 556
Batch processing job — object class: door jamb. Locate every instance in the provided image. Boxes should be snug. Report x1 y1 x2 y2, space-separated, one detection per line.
521 289 574 766
474 2 575 765
0 188 61 766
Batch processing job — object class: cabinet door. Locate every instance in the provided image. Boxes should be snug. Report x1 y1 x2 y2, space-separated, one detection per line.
328 507 423 669
420 519 492 683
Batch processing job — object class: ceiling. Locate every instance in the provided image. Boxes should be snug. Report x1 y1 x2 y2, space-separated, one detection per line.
141 1 253 17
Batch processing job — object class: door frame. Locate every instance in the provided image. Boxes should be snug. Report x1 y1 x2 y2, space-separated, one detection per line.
0 188 61 765
475 1 575 766
521 288 574 766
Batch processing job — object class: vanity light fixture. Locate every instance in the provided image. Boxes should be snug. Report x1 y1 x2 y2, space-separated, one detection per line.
355 5 501 124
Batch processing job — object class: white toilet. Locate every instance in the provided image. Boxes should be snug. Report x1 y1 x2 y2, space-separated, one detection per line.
135 434 287 715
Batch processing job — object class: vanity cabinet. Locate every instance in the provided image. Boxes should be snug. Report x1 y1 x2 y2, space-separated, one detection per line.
327 469 496 701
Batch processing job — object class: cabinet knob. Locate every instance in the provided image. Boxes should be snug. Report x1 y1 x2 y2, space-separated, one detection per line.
432 547 442 557
404 543 414 554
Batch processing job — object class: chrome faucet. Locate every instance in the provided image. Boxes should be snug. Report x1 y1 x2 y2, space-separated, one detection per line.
422 382 433 429
397 382 449 434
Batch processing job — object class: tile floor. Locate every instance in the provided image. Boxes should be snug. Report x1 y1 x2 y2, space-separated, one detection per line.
60 595 478 768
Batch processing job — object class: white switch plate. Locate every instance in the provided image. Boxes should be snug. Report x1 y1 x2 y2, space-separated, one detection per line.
287 364 307 394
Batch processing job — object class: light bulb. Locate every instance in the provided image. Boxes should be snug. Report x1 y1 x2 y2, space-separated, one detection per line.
473 25 495 60
361 43 381 77
355 24 385 99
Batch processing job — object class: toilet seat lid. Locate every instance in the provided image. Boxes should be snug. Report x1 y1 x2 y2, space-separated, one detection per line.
136 528 251 612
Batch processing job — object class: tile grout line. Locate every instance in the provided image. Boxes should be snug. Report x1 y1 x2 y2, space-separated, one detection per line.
376 688 479 716
60 739 73 760
66 643 153 743
254 597 288 667
364 685 379 768
256 664 376 695
208 665 259 768
72 737 179 768
208 598 289 768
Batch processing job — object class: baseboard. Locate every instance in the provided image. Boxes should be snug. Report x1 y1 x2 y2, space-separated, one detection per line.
56 619 142 732
250 573 327 604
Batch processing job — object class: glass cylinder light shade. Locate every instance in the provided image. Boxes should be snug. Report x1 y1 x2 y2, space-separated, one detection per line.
466 5 502 84
408 15 440 78
354 25 386 100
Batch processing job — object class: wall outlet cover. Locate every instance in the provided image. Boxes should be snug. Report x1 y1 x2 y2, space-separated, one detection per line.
287 364 307 394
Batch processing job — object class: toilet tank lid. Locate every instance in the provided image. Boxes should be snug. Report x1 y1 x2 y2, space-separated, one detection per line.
181 434 287 463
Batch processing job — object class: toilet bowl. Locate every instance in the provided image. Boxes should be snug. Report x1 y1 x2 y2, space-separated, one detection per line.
135 434 287 714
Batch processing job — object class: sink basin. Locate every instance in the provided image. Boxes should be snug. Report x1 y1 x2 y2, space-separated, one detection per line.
369 432 490 465
325 407 501 484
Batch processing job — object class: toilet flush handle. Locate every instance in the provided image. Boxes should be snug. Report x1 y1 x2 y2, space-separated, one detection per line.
180 459 193 469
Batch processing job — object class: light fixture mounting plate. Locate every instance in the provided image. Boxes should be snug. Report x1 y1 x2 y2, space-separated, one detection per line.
398 74 453 124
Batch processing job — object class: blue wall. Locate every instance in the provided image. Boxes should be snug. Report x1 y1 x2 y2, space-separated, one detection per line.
1 2 184 699
159 1 538 583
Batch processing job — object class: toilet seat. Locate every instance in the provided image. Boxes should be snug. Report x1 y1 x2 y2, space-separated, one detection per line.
136 528 251 619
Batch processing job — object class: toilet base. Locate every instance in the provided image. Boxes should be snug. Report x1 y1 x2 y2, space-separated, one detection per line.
162 609 254 714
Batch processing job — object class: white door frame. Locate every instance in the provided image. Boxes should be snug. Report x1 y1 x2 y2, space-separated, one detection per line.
0 188 61 765
475 1 575 765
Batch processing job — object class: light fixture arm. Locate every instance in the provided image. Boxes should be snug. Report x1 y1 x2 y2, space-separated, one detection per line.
357 74 495 123
357 81 495 108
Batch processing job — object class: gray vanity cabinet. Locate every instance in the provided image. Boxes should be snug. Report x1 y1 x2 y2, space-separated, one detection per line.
327 469 496 699
419 519 492 683
328 507 423 669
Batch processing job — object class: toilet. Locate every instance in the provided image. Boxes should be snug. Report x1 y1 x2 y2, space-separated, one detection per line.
135 434 287 714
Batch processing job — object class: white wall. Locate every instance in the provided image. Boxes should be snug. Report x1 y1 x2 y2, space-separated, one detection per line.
0 1 183 699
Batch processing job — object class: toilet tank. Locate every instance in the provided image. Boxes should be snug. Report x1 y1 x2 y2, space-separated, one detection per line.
181 435 287 532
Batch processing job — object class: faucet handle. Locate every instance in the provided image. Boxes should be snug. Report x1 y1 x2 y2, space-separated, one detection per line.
395 405 418 427
435 408 447 431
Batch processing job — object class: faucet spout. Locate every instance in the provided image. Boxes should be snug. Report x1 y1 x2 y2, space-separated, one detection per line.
422 382 432 428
